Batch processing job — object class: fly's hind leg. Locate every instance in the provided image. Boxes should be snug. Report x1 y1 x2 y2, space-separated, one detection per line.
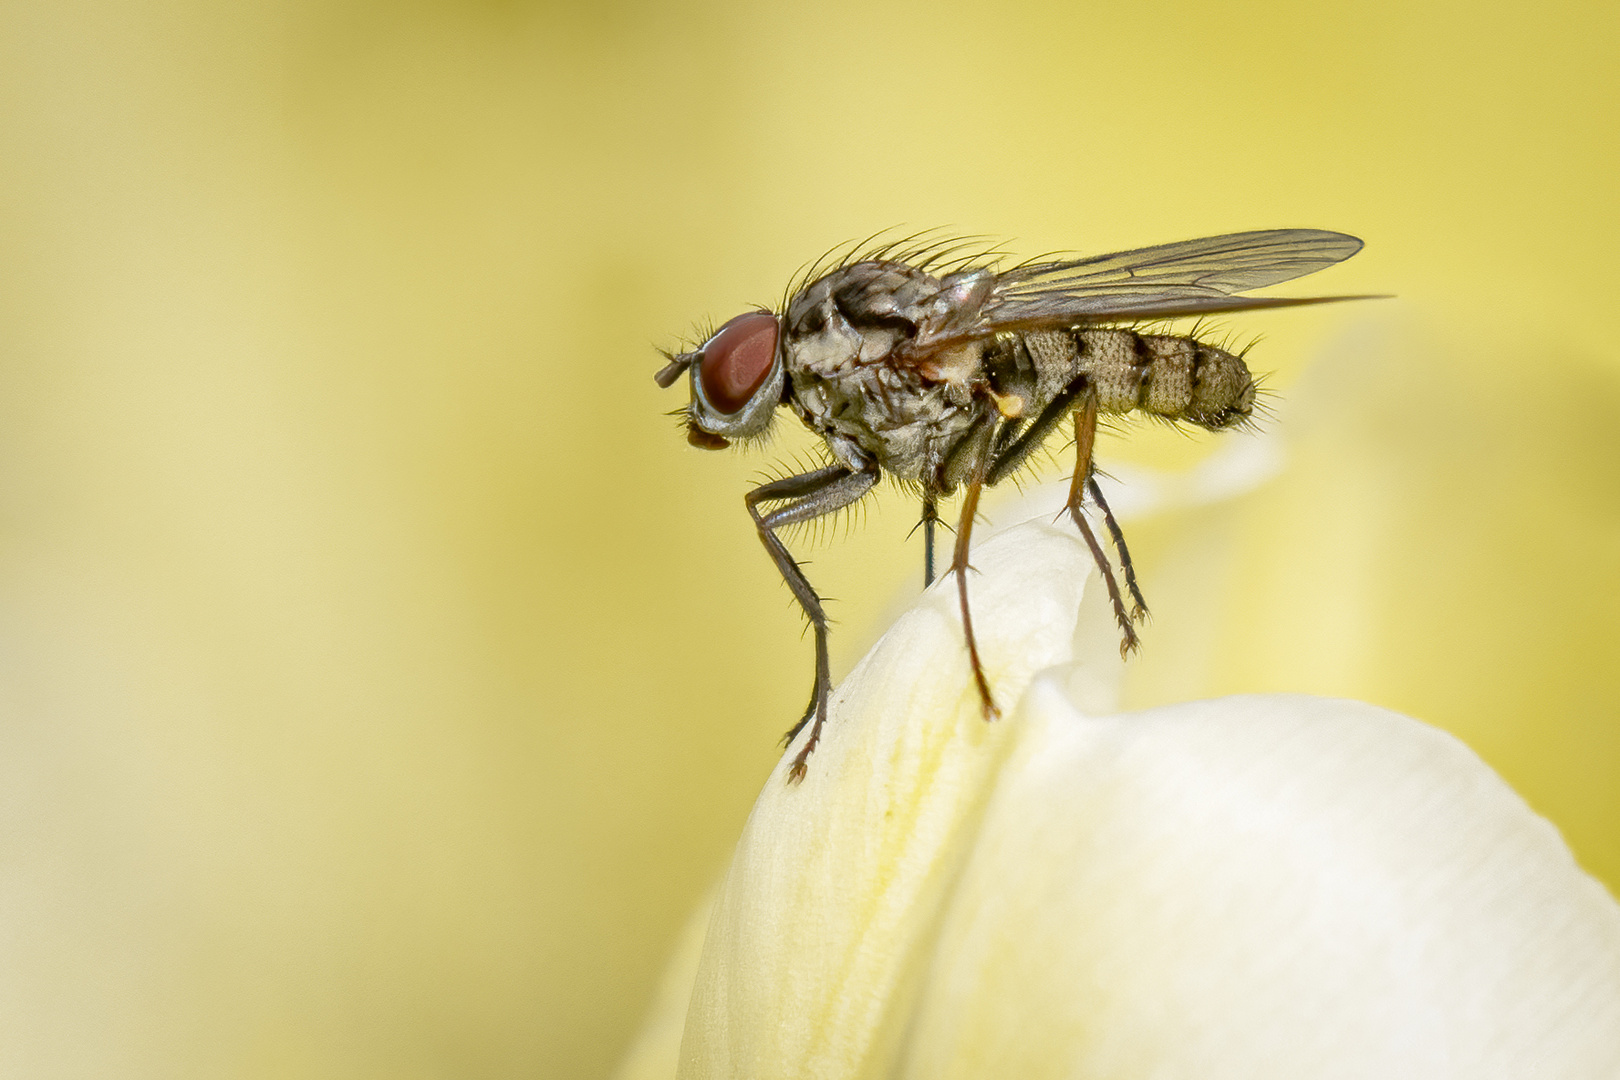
1087 475 1148 622
1068 394 1141 657
745 461 879 782
985 379 1142 656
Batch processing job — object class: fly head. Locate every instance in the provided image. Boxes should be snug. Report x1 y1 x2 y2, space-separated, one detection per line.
655 311 783 450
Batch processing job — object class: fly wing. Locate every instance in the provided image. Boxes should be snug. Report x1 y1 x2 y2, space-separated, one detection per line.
981 229 1368 327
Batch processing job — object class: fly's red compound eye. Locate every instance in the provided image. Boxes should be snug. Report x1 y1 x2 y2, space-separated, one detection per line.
699 312 779 414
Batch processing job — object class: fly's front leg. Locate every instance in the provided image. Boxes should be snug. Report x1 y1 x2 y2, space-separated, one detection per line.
745 462 879 782
1069 394 1140 657
951 424 1000 721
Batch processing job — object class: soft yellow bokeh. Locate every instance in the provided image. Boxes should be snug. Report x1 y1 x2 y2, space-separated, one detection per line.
0 0 1614 1076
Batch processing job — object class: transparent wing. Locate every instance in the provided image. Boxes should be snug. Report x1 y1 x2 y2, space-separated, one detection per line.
984 228 1366 326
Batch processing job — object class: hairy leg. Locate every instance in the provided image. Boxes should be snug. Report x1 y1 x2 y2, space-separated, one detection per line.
746 463 879 781
1067 395 1139 656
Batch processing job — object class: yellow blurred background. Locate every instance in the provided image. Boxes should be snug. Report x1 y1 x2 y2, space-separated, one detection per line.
0 0 1614 1075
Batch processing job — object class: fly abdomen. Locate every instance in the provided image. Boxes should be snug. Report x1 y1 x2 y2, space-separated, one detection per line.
1070 328 1256 431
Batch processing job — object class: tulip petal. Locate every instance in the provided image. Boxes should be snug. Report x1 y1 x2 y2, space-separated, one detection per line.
901 687 1620 1078
655 522 1620 1080
678 521 1106 1078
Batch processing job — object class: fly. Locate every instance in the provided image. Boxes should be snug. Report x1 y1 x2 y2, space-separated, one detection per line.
655 229 1373 781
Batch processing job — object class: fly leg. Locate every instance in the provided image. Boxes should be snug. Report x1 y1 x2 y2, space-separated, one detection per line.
1087 475 1148 622
745 462 879 782
1069 394 1140 657
920 493 939 587
950 425 1000 721
986 378 1142 655
986 378 1089 485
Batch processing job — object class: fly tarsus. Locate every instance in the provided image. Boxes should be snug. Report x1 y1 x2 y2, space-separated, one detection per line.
1070 400 1142 655
783 622 830 784
1087 475 1149 623
1070 502 1142 657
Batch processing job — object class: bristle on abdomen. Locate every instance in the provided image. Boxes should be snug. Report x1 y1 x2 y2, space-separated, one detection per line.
1037 328 1256 431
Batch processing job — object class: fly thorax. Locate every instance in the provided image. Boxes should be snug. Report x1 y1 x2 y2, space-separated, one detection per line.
915 343 983 407
781 259 986 477
781 296 865 377
783 260 945 378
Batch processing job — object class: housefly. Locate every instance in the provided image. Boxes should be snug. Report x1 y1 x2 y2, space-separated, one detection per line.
655 229 1370 781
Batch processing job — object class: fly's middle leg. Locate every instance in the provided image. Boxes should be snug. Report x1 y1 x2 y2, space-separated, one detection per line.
1068 394 1141 657
950 426 1000 721
919 493 939 587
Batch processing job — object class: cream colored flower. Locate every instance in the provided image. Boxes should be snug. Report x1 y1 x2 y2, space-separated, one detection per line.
620 522 1620 1080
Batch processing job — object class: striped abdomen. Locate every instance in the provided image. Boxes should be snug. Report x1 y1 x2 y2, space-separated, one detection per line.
1019 328 1257 431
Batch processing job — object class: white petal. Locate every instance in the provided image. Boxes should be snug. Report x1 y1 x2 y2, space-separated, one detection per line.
901 687 1620 1079
678 521 1105 1078
666 522 1620 1080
